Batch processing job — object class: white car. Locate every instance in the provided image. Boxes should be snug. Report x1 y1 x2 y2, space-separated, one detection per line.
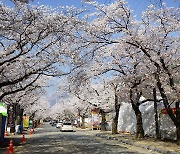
60 122 73 132
56 122 63 128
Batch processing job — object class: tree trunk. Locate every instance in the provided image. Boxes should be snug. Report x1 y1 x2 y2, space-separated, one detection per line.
176 102 180 145
177 125 180 145
10 126 15 133
81 116 85 129
112 93 120 134
156 74 180 144
132 103 144 138
16 107 23 125
153 88 160 139
130 89 144 138
112 118 118 134
100 110 106 131
7 105 15 133
156 77 176 123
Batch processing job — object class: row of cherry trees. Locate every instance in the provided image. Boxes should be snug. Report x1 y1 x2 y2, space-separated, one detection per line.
54 0 179 144
87 0 179 143
0 1 84 129
0 0 179 144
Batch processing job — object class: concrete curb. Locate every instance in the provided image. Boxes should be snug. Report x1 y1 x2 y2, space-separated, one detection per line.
96 134 178 154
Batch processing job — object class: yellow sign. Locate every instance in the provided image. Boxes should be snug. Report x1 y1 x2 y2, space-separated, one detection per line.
23 116 29 128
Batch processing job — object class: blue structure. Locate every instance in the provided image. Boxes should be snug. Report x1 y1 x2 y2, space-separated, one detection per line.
0 103 7 143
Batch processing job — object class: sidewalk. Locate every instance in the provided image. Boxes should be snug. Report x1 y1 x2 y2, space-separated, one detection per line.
95 131 180 154
0 128 38 153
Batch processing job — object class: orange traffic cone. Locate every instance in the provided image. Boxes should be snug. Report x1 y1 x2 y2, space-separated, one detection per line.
21 134 26 143
8 138 14 154
29 129 33 135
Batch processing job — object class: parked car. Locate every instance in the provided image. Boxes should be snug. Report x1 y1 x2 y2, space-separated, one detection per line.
56 122 63 128
60 122 73 132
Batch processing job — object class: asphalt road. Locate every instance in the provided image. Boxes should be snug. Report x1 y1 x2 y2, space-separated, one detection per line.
7 123 159 154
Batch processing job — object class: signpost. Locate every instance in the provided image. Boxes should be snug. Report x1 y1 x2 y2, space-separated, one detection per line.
91 108 100 130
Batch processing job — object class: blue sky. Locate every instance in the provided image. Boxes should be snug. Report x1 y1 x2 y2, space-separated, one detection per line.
2 0 180 18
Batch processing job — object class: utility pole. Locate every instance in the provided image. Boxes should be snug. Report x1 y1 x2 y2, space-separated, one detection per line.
153 88 160 139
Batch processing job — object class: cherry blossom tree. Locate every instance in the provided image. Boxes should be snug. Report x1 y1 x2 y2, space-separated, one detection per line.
3 75 48 132
25 96 50 120
11 0 34 4
0 3 84 102
79 0 179 142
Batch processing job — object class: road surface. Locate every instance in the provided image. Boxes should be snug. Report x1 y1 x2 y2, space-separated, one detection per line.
7 123 159 154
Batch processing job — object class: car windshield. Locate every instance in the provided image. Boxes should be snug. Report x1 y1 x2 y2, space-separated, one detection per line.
63 123 71 125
